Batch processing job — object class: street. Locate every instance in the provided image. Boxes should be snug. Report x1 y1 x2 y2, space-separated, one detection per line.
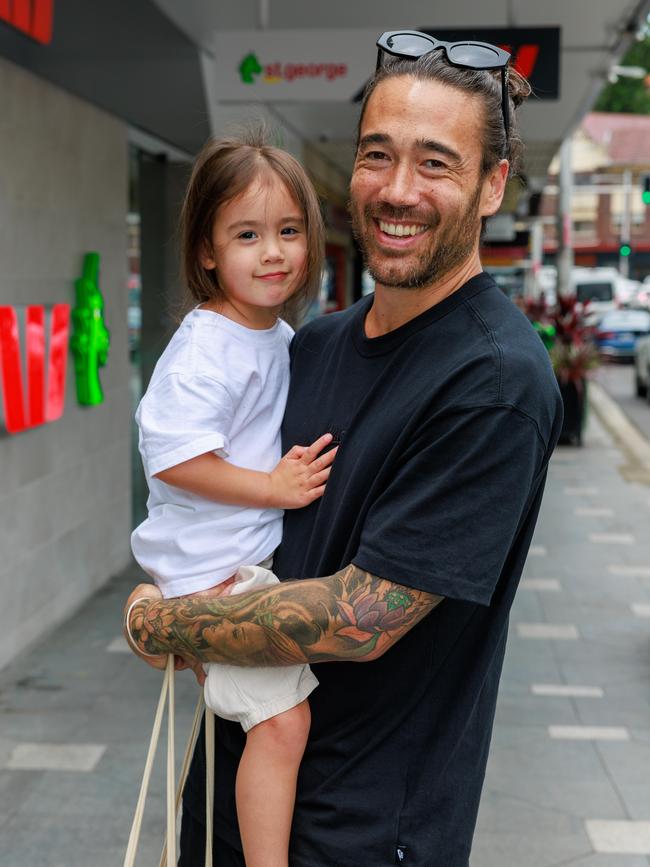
596 362 650 441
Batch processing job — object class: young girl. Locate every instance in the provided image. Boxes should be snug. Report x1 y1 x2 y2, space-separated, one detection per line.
130 134 332 866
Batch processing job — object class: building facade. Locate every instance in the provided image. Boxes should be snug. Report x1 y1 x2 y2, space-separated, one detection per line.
0 2 358 668
0 1 209 668
541 113 650 280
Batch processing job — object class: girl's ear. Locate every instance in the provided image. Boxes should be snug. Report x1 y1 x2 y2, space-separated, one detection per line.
199 241 216 270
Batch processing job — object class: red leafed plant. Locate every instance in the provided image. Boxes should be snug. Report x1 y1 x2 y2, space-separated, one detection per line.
525 294 599 389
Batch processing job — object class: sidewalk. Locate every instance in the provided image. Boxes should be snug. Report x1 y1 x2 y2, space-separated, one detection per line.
475 410 650 866
0 413 649 866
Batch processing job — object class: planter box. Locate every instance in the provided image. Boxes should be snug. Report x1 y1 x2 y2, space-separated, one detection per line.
558 379 587 446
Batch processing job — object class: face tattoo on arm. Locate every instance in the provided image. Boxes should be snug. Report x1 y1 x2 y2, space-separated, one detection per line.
127 565 443 666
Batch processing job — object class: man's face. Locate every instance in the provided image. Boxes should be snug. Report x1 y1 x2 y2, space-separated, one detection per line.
350 75 505 290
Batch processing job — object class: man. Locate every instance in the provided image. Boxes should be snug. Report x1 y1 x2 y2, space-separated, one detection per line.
126 32 563 866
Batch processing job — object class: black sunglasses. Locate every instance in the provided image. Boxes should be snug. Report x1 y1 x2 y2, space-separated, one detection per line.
376 30 511 143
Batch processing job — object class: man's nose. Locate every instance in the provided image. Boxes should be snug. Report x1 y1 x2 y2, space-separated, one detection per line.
380 164 420 208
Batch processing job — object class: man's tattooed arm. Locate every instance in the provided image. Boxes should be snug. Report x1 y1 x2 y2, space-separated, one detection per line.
125 565 443 666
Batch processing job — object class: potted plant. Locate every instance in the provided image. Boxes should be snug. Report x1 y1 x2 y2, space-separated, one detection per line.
525 295 599 445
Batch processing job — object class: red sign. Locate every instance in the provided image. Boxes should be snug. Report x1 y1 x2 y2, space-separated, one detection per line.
0 304 69 434
424 28 560 99
0 0 54 45
499 44 540 81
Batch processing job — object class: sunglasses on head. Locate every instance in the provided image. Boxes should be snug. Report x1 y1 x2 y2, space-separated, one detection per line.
375 30 511 144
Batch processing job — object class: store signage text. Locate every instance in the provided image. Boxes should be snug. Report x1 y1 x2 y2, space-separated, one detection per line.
0 0 54 46
0 304 69 434
239 52 348 85
209 30 376 102
209 28 560 104
0 252 110 435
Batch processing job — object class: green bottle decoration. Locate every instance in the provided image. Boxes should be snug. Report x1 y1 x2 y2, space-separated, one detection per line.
71 252 110 406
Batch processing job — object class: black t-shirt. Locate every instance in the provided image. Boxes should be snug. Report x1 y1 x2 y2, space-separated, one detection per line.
183 273 563 866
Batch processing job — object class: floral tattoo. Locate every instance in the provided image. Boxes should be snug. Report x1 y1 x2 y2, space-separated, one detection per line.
127 565 442 666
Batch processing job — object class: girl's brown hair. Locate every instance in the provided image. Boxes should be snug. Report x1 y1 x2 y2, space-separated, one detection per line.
179 131 324 325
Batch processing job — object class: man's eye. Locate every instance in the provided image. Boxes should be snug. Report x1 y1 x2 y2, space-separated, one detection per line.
424 159 445 169
366 150 388 161
238 230 257 240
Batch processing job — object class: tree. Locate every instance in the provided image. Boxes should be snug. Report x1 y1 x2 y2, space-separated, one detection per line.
594 38 650 114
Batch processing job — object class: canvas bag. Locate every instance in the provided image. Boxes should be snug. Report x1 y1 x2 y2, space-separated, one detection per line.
122 655 215 867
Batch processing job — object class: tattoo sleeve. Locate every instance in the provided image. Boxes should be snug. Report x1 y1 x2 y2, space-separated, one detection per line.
128 565 443 666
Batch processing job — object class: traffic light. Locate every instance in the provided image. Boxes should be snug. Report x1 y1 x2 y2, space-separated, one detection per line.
620 243 632 257
642 175 650 206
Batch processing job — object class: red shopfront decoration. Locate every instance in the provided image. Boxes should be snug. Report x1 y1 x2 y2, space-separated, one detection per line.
0 0 54 46
499 43 540 80
0 304 70 434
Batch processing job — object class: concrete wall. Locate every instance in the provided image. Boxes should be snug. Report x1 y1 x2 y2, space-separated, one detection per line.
0 58 131 669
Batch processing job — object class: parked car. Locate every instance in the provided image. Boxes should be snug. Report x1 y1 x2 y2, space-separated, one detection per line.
634 331 650 397
570 267 624 324
488 266 526 302
595 309 650 361
617 278 643 308
637 279 650 311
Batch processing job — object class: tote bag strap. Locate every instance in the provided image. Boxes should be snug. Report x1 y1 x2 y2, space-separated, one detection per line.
204 706 215 867
124 658 215 867
123 655 176 867
158 681 207 866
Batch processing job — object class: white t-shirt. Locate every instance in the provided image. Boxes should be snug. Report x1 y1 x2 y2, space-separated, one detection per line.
131 308 294 598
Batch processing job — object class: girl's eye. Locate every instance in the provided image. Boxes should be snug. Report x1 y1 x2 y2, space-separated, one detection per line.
238 230 257 240
280 226 299 236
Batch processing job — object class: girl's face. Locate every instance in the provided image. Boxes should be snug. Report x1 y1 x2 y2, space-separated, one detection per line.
201 174 308 329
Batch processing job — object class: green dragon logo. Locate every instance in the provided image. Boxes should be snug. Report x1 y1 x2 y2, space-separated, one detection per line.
239 52 263 84
70 252 110 406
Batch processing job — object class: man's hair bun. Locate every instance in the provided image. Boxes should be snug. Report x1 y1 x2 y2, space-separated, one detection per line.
508 67 532 108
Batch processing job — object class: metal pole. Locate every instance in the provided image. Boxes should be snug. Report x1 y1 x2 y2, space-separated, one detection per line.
259 0 270 29
529 219 544 299
556 136 574 297
619 169 632 278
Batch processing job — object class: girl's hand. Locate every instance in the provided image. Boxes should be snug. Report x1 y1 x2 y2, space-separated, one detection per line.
268 433 338 508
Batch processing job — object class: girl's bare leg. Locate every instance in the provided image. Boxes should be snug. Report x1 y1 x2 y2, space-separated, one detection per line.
236 699 310 867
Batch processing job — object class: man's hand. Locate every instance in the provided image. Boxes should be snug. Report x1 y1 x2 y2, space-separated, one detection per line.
268 433 338 509
123 583 167 669
124 583 207 685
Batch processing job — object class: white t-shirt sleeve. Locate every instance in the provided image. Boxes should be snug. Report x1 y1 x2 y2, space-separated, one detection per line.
137 373 235 476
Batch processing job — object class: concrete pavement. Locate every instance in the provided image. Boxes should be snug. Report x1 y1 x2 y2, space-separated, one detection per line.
0 411 649 866
474 410 650 867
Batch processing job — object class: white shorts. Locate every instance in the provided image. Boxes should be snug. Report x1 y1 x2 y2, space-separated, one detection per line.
203 563 318 732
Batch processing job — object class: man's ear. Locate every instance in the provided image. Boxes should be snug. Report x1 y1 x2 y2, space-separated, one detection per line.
480 160 509 218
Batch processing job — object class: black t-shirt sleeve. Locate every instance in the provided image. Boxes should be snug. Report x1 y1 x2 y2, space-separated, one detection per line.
353 404 547 605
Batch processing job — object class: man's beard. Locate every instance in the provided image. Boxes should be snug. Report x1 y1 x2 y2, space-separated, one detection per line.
350 187 482 290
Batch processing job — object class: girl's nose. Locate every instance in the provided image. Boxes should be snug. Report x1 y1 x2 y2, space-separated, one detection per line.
261 239 284 262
